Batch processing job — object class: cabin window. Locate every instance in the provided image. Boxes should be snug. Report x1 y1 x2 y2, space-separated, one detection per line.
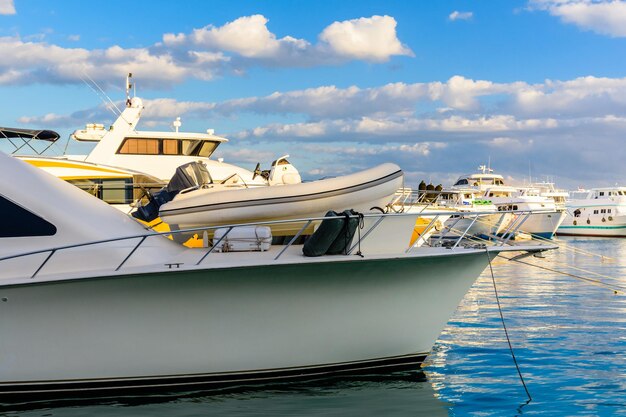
181 140 196 155
67 178 134 204
197 141 219 157
118 138 159 155
0 194 57 237
608 209 612 213
454 179 469 186
101 179 133 204
599 192 605 196
601 209 606 213
162 139 179 155
594 210 599 214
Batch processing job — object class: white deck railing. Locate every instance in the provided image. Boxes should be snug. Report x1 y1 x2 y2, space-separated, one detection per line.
0 210 549 279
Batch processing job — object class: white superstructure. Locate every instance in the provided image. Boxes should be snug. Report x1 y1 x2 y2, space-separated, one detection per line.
71 75 281 185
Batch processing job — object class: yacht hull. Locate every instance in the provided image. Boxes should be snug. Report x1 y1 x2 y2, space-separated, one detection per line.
0 251 488 399
557 214 626 237
512 210 567 239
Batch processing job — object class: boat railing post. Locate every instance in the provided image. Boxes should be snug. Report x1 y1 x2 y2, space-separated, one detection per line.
501 211 532 246
498 210 522 242
274 220 313 260
494 212 508 235
436 214 464 244
196 226 234 265
406 214 439 253
116 236 147 271
347 214 386 255
452 213 480 248
30 249 56 279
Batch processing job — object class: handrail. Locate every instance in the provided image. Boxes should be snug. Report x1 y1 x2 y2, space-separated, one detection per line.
196 226 233 265
406 214 440 253
0 209 553 279
274 220 312 260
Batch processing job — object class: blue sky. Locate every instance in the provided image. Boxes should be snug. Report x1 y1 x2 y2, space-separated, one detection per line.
1 0 626 188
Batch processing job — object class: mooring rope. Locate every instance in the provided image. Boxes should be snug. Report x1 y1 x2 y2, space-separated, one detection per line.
532 234 616 262
440 227 624 295
500 255 626 294
485 249 533 403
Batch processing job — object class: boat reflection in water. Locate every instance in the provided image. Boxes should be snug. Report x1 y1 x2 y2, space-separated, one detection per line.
0 370 450 416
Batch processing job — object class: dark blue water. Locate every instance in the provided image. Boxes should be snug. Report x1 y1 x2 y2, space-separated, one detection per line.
5 237 626 416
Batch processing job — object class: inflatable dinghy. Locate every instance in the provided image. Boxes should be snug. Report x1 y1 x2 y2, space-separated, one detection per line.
159 163 403 233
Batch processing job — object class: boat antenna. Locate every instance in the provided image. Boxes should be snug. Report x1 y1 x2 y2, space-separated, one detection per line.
172 117 182 133
125 72 133 106
81 70 124 117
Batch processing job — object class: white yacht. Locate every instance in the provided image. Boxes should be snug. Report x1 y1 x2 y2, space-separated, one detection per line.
557 187 626 237
518 182 569 210
3 74 301 193
451 166 567 239
435 188 514 238
0 151 556 399
74 74 291 185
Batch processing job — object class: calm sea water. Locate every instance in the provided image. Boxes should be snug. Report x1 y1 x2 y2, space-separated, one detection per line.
4 237 626 416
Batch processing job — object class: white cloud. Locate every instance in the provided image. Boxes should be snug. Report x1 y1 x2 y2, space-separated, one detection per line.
26 75 626 128
487 137 534 150
165 15 309 59
234 114 559 141
0 14 412 87
530 0 626 37
0 36 219 87
449 11 473 21
165 14 412 67
0 0 15 15
318 15 413 62
429 75 522 111
14 73 626 188
67 34 80 42
511 75 626 117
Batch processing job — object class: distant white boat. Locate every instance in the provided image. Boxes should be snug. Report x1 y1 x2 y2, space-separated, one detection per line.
451 166 567 239
558 187 626 237
392 188 511 241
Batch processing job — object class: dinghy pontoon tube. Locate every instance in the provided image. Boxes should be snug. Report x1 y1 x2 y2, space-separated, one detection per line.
158 163 404 232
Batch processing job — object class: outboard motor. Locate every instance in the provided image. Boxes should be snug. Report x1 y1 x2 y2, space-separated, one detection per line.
133 161 211 222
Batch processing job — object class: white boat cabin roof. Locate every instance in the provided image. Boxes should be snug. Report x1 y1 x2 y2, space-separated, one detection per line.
570 187 626 199
453 173 506 187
